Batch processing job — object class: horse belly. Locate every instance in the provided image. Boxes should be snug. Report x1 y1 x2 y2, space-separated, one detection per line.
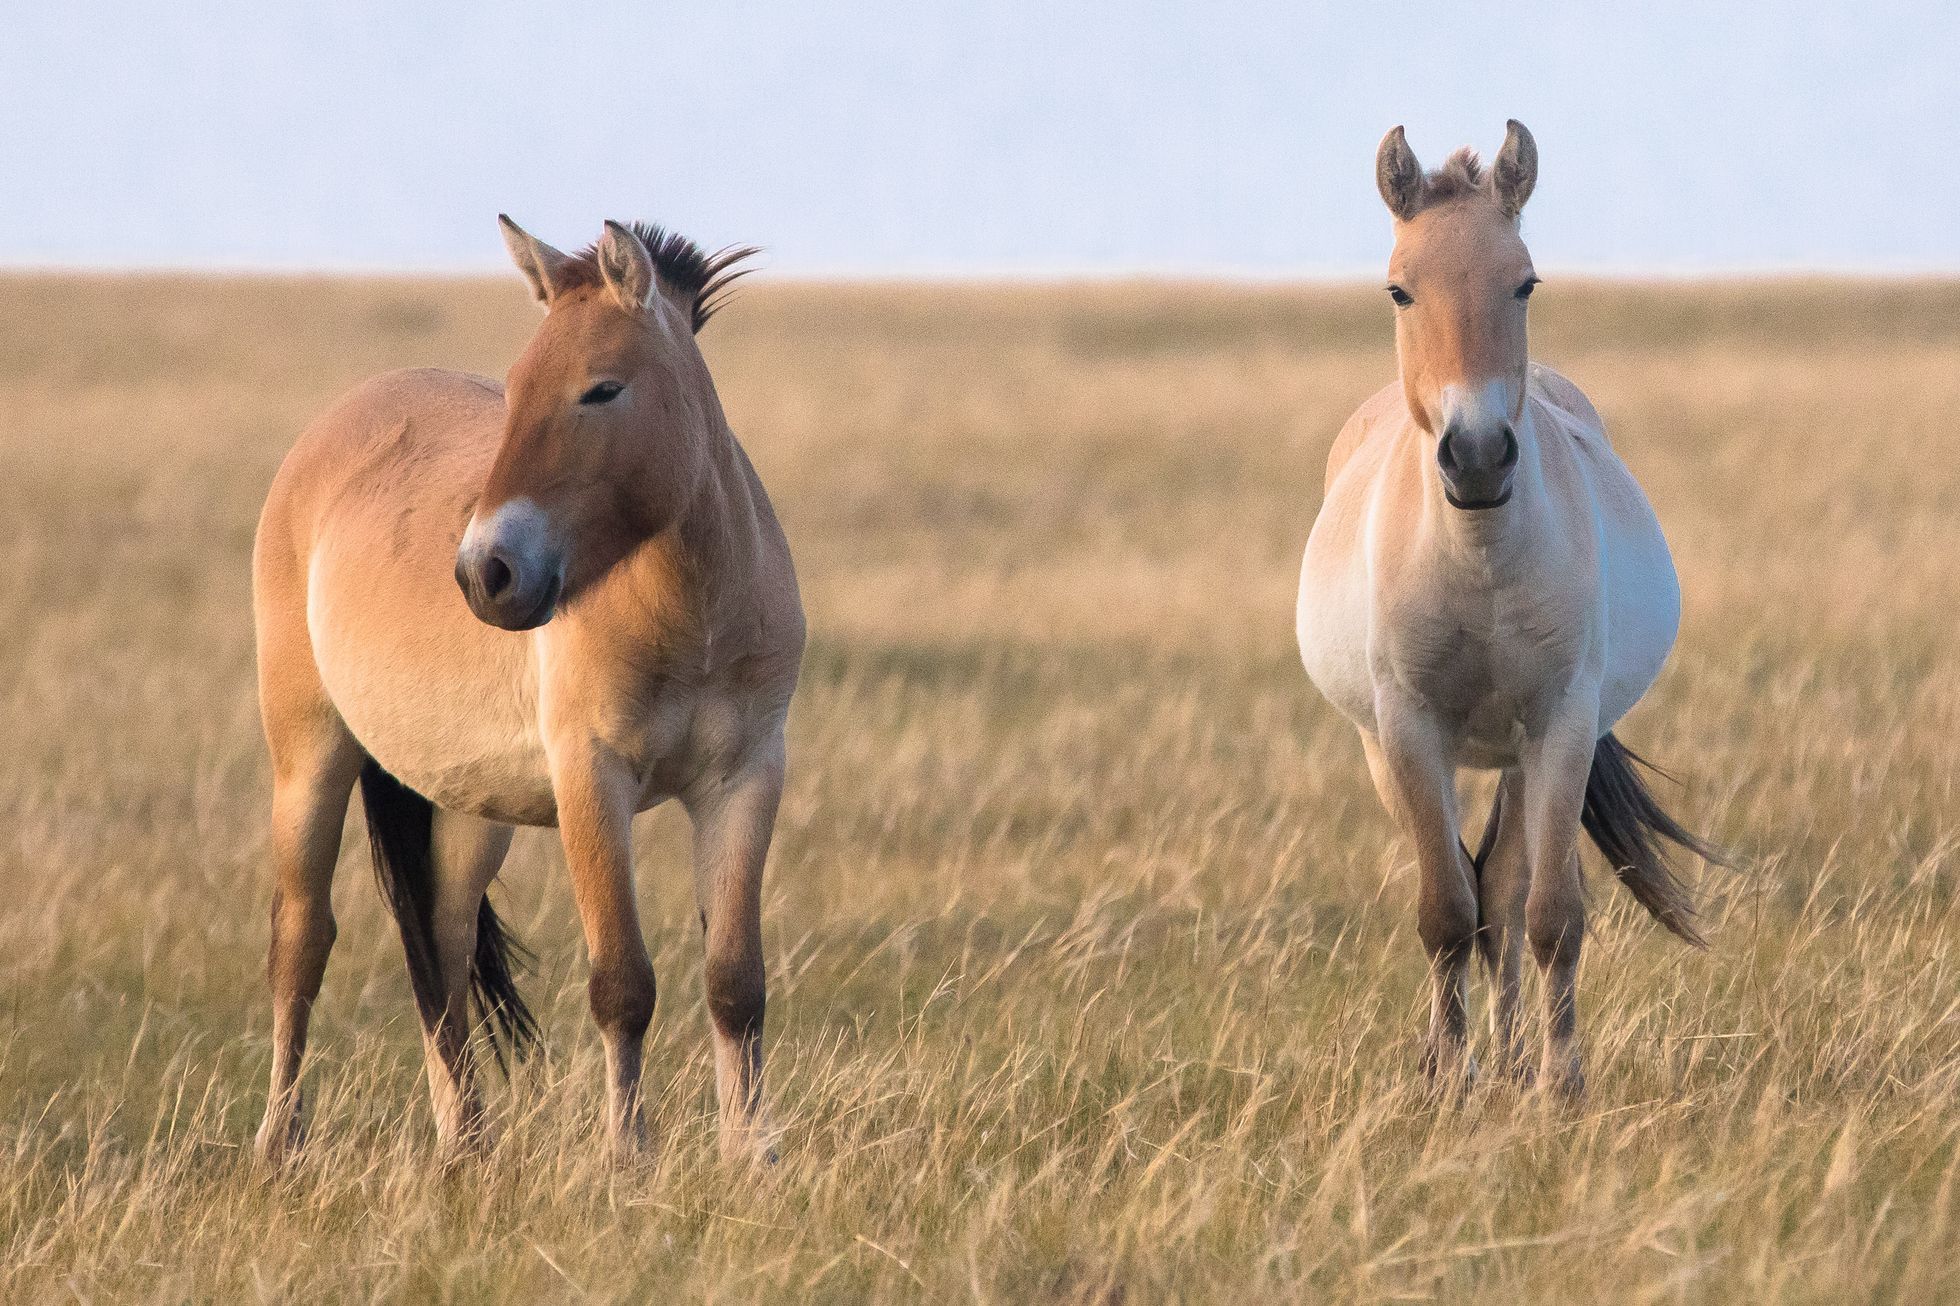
307 555 558 825
1595 480 1683 734
352 695 555 826
1296 539 1377 733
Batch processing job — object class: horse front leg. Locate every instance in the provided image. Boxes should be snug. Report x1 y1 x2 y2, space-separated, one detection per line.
1475 769 1531 1082
549 741 656 1157
683 736 786 1165
1519 707 1598 1100
1365 712 1479 1090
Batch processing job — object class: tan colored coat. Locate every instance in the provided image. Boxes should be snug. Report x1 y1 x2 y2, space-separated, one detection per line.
252 219 801 1164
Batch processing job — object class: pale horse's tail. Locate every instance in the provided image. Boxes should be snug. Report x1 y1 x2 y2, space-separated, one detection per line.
1468 732 1726 947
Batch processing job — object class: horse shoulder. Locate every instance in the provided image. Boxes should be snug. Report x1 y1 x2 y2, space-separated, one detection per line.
1527 364 1607 443
1528 365 1659 526
1323 380 1405 493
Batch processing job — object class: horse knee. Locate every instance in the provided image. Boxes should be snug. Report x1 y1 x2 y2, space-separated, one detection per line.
588 963 656 1041
1527 896 1583 970
706 955 765 1040
1418 890 1478 961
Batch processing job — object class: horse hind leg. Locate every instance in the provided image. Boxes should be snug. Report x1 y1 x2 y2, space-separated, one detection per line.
254 680 363 1165
359 767 533 1154
424 808 518 1152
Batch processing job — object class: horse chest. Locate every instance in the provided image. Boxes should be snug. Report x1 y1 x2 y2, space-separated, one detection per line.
609 680 759 810
1381 589 1582 763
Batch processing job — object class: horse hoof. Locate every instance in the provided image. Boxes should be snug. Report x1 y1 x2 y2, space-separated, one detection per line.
436 1126 497 1169
605 1123 654 1169
253 1101 307 1168
719 1130 781 1170
1421 1048 1480 1100
1540 1059 1585 1103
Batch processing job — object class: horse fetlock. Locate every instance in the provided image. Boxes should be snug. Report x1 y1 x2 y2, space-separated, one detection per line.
1420 1040 1480 1099
427 1066 489 1151
717 1110 779 1168
435 1108 496 1164
605 1098 652 1163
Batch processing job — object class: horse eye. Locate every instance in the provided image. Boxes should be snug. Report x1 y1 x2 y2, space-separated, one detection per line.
1515 278 1539 301
579 380 624 406
1386 285 1413 307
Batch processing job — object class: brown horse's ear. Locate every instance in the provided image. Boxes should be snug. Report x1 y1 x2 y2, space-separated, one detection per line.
1376 126 1426 221
597 220 657 315
499 215 574 307
1492 120 1538 217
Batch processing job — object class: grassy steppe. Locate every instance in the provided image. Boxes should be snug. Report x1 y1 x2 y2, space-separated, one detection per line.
0 272 1956 1301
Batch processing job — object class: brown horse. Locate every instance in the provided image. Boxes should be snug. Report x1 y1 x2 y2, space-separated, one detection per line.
1297 123 1720 1095
251 217 804 1162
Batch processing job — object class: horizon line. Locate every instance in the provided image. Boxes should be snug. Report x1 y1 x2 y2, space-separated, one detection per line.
5 259 1960 285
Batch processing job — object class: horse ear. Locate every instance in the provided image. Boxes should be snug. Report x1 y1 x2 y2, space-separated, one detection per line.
1492 120 1538 217
1376 126 1426 221
499 215 573 307
597 220 657 314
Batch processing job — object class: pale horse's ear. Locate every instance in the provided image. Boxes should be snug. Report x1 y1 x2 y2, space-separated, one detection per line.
596 220 658 315
1492 119 1538 217
498 215 575 308
1376 126 1426 221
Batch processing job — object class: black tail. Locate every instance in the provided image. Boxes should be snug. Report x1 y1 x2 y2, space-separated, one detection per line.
1581 733 1725 947
358 759 540 1070
1468 783 1504 883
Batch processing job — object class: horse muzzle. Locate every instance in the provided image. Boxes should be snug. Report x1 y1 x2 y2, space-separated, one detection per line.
1437 423 1519 512
456 500 564 631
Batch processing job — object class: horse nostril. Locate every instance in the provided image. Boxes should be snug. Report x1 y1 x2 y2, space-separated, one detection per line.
1437 431 1460 472
481 553 514 600
1499 427 1519 470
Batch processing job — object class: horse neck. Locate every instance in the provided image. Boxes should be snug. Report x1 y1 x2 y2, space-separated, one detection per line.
617 403 761 625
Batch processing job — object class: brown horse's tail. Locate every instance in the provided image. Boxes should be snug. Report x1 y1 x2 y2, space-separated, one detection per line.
359 759 540 1070
1581 733 1724 947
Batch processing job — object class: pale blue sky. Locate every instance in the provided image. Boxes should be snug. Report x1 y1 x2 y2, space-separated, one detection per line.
4 2 1954 275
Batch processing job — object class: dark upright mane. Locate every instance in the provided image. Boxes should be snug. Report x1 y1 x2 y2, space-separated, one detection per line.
560 223 759 333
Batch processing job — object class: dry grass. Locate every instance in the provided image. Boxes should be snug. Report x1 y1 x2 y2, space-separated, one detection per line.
0 271 1956 1302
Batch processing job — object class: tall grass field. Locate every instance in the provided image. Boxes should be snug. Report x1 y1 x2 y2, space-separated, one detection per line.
1 272 1956 1301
